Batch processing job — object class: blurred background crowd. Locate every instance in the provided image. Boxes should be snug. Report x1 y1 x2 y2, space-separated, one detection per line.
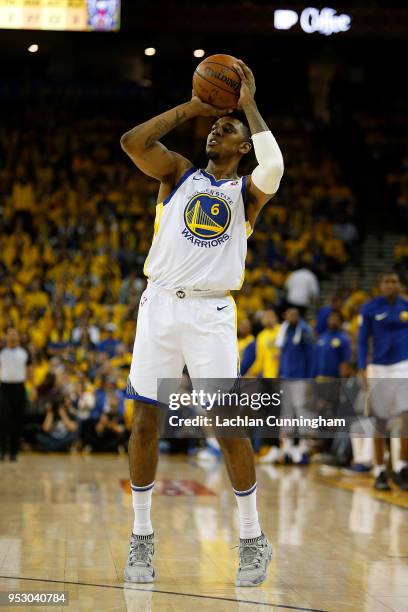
0 3 407 463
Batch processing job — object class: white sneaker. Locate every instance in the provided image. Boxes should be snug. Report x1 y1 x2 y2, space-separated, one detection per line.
124 533 155 583
258 446 280 464
236 533 273 587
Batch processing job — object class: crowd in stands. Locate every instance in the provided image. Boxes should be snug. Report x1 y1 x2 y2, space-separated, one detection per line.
358 111 408 226
0 82 404 460
359 110 408 282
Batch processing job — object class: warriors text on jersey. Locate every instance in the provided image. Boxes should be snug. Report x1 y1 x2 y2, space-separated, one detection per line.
144 168 252 291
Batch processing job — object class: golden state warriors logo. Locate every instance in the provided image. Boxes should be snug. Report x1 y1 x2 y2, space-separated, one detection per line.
184 193 231 240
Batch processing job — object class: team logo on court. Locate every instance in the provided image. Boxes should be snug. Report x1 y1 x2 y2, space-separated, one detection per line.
184 193 231 240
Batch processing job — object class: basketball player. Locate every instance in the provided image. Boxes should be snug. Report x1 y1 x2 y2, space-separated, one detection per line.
358 271 408 491
120 60 284 585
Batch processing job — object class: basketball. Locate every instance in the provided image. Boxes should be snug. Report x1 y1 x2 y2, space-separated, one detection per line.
193 54 241 109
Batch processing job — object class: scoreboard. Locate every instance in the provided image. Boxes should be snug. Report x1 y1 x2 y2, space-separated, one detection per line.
0 0 120 31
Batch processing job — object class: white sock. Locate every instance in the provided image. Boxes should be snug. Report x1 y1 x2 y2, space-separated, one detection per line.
131 481 154 536
282 438 293 453
373 465 386 478
298 439 308 454
207 438 220 450
395 459 408 473
291 446 302 463
233 482 262 540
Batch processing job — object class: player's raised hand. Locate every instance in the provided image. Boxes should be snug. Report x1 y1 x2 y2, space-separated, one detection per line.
190 90 234 117
233 60 256 110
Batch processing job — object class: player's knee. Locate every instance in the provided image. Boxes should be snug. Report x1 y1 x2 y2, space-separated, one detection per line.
132 403 158 439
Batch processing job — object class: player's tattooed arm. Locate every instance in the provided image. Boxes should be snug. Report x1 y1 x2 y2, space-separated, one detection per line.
239 101 269 135
234 60 284 226
120 103 195 183
121 98 232 183
143 109 188 149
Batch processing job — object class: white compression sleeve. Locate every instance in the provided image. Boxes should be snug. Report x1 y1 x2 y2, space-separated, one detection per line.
251 130 284 195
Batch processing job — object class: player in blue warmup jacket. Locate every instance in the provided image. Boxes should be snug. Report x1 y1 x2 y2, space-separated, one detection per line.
315 294 343 336
315 311 352 378
277 307 315 464
358 270 408 491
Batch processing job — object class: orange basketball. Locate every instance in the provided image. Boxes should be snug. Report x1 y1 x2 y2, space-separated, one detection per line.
193 54 241 110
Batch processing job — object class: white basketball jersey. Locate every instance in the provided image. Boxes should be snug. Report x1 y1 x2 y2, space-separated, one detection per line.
144 168 252 291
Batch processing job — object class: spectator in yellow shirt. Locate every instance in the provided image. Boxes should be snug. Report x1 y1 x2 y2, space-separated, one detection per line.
248 310 280 379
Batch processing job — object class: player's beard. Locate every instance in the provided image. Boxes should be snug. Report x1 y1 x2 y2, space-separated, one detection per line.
206 150 220 161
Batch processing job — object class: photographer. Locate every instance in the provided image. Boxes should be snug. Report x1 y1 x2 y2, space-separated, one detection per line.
35 395 78 452
92 394 127 453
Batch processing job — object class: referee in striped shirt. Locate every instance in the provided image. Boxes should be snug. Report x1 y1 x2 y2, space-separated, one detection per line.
0 327 33 461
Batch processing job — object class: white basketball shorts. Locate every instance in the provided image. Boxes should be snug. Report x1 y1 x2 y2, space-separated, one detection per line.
367 360 408 419
126 282 239 404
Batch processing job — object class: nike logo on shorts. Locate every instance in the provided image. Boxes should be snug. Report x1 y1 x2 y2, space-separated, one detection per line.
375 313 388 321
217 305 229 311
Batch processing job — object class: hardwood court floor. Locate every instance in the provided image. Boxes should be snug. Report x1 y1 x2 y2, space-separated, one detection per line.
0 453 407 612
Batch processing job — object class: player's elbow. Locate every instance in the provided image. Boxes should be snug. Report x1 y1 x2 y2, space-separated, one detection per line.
120 131 132 152
262 144 284 175
268 156 284 182
120 129 144 154
252 159 284 194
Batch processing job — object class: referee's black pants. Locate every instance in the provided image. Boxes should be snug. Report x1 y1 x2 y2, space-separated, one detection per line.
0 382 26 458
